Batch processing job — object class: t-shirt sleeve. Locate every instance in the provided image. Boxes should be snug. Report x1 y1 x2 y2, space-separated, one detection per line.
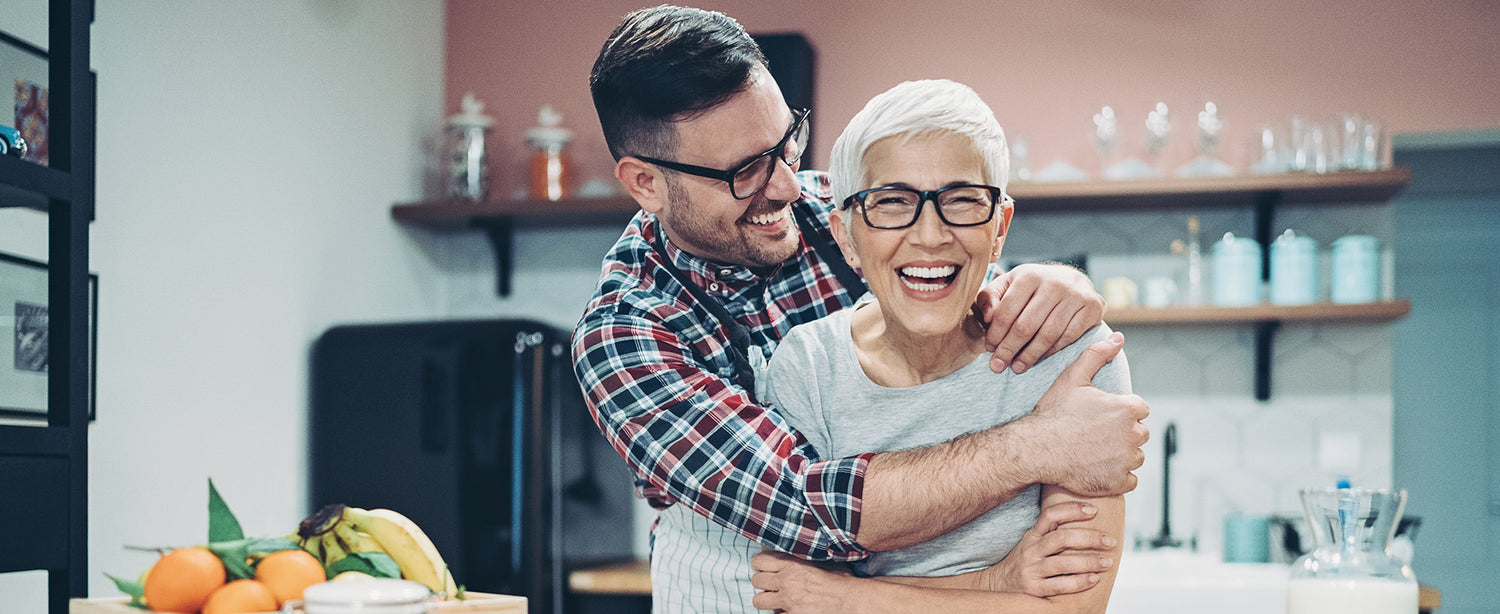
760 324 835 456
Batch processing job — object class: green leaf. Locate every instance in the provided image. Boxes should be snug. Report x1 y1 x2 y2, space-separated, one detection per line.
326 552 403 580
105 572 144 601
207 478 245 543
245 536 301 555
207 541 255 581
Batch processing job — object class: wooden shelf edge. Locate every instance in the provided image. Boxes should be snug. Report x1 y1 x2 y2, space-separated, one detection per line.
1009 168 1410 201
1107 300 1411 324
392 196 638 229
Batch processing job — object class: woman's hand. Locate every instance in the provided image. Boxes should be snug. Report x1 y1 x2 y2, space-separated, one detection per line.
977 500 1118 596
976 263 1105 374
751 551 859 614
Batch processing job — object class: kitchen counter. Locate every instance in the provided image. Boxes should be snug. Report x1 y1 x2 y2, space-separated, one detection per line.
568 556 1441 611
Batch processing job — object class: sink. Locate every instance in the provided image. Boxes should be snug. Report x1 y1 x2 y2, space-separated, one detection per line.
1108 549 1290 614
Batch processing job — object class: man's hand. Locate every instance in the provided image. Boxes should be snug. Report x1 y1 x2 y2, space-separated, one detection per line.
1018 332 1148 495
977 263 1105 374
976 501 1116 596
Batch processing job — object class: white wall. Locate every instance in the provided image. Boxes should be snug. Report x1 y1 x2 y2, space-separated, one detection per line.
0 0 446 605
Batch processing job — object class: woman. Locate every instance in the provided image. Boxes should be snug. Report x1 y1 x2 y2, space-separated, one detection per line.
750 79 1130 612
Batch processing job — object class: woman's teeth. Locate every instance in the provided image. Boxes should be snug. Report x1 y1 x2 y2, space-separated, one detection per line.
747 209 787 225
898 265 959 291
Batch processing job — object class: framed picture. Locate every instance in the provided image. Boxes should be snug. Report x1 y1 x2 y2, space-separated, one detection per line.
0 251 96 420
1 29 48 165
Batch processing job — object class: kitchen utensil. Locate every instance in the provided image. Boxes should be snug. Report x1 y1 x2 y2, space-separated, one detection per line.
1287 487 1418 614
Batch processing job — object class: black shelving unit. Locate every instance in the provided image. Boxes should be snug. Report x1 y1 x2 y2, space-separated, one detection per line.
0 1 96 613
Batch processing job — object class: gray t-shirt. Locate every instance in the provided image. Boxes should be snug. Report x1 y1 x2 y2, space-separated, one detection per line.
757 304 1131 577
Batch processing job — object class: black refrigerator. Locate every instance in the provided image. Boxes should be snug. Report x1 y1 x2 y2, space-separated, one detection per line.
308 319 636 614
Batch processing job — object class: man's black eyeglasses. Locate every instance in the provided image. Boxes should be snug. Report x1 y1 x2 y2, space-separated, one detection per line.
634 108 810 200
842 184 1010 230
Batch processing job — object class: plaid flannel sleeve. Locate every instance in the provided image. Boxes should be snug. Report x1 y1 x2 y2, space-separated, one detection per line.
572 302 872 562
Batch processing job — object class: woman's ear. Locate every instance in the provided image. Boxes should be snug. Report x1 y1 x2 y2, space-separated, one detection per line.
991 205 1015 261
829 208 862 269
616 157 666 214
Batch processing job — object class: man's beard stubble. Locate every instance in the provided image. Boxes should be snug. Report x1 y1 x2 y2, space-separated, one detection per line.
659 174 799 268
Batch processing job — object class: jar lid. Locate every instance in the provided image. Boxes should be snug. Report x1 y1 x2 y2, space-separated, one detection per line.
448 92 494 129
303 578 432 606
1332 235 1377 247
1213 232 1262 255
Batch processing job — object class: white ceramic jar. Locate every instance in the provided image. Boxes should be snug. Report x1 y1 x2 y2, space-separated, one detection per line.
295 578 432 614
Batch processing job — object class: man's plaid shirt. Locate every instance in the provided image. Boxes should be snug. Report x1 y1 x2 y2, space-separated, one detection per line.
572 171 872 561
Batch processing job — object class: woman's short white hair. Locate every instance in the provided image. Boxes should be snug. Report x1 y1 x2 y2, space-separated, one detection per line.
829 79 1010 215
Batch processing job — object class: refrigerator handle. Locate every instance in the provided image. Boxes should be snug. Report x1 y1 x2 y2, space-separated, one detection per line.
419 352 455 454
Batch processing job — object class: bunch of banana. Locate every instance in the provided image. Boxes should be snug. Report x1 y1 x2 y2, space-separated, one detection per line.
342 506 459 596
293 504 458 596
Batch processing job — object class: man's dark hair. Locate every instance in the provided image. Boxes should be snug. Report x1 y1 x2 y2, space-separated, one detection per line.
590 5 768 161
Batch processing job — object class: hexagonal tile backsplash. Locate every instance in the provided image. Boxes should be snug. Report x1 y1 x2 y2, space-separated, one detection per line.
1007 206 1396 556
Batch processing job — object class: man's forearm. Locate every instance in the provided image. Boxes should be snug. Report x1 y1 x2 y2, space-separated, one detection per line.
858 419 1040 551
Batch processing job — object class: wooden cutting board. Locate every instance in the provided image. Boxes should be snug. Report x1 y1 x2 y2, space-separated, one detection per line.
71 592 527 613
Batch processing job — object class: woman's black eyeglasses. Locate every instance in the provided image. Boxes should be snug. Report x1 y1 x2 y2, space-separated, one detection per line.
633 108 810 200
842 184 1010 229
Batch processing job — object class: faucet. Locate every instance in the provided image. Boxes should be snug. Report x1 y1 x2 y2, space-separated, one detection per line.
1147 422 1182 549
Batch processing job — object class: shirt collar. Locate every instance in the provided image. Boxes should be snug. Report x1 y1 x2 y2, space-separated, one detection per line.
651 216 787 292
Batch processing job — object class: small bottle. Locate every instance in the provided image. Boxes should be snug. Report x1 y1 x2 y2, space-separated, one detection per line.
1185 216 1204 305
527 105 573 201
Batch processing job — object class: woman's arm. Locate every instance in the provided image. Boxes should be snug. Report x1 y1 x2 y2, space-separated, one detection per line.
875 500 1115 596
751 489 1125 613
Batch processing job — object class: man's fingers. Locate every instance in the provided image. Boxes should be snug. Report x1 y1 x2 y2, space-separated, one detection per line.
1031 572 1102 597
751 590 781 611
983 275 1035 371
1010 302 1077 373
992 294 1058 374
1041 308 1093 364
1057 332 1124 384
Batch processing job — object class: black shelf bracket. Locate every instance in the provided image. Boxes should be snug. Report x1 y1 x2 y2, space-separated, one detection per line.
1253 320 1282 401
1250 190 1282 401
473 218 514 297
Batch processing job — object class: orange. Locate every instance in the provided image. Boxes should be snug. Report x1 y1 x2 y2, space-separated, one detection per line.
142 547 226 613
255 548 326 606
202 579 278 614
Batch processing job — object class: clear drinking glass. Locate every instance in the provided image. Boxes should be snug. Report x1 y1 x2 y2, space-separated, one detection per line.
1286 487 1418 614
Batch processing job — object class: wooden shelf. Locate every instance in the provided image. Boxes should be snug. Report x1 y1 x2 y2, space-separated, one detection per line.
391 196 637 230
1007 168 1412 211
1108 300 1411 325
389 169 1411 228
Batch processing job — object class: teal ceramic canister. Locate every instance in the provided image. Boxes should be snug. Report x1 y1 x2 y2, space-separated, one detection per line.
1223 513 1272 563
1331 235 1380 304
1270 230 1318 305
1212 232 1263 306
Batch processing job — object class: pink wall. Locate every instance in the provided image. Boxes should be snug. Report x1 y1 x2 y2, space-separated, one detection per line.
446 0 1500 199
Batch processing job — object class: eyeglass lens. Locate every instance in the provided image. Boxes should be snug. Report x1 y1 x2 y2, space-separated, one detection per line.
731 113 810 199
860 186 997 228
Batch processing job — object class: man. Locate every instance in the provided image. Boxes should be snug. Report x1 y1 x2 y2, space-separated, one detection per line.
571 3 1148 604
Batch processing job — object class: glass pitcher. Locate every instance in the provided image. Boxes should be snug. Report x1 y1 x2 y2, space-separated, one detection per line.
1287 487 1417 614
